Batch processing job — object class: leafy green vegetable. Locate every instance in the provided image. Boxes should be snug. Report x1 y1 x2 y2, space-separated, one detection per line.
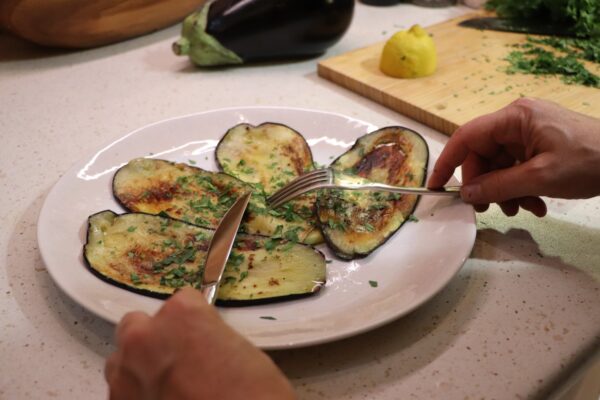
486 0 600 37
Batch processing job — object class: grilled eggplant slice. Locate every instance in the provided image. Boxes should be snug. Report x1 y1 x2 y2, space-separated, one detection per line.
317 127 429 260
113 158 322 244
215 122 323 244
84 210 326 304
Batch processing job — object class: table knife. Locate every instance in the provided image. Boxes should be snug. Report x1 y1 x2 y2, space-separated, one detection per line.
200 192 252 304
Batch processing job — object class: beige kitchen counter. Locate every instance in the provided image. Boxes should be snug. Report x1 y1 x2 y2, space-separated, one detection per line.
1 3 598 399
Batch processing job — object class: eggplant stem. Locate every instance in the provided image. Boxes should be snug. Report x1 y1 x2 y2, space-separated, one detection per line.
173 38 190 56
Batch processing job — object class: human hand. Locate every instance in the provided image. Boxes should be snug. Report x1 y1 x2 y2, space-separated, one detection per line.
427 98 600 216
105 288 295 400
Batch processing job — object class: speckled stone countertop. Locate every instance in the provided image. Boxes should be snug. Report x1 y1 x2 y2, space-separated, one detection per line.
1 4 599 399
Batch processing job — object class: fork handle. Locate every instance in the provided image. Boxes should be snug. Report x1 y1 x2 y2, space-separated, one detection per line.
335 184 462 196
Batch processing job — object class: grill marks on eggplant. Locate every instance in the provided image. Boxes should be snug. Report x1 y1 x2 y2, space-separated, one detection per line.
84 211 326 303
216 123 324 244
317 127 429 260
113 158 321 244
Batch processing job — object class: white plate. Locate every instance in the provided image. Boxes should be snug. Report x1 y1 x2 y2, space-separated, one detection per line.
38 107 475 350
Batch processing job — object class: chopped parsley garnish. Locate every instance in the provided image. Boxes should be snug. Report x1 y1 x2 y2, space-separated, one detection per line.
260 316 277 320
280 204 303 222
239 271 249 282
272 225 284 239
223 276 237 285
194 232 207 241
264 239 279 251
369 280 378 288
158 211 170 218
127 226 137 232
327 218 346 231
228 252 245 267
283 227 303 242
408 214 419 222
188 159 196 165
194 217 210 226
189 196 217 212
218 193 236 208
153 246 197 271
130 273 141 285
195 176 218 192
176 176 189 186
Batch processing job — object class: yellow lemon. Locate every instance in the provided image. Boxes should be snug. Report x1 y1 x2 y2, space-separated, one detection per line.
379 25 437 78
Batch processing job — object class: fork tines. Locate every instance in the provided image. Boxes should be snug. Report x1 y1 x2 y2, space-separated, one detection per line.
267 168 329 208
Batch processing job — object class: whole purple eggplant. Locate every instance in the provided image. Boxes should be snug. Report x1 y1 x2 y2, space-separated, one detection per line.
173 0 355 66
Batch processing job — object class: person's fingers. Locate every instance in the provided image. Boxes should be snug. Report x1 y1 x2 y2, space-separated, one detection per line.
116 311 150 346
473 203 490 213
498 200 519 216
107 366 145 400
518 196 547 217
461 152 488 184
490 152 519 216
489 150 516 170
460 155 550 204
157 287 211 319
105 352 120 383
105 351 145 400
461 153 490 212
428 100 529 188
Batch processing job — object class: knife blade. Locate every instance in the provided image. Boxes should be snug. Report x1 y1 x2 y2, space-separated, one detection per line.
459 17 576 37
200 192 252 304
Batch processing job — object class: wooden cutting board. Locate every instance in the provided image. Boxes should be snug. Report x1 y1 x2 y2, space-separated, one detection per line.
318 13 600 136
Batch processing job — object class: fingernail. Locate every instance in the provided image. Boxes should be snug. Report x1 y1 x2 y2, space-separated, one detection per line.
461 184 481 202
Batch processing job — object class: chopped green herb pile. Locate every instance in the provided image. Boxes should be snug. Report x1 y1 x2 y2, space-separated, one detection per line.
528 36 600 62
505 37 600 88
369 280 378 288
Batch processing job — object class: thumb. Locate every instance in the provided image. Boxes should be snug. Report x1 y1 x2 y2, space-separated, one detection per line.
460 159 548 204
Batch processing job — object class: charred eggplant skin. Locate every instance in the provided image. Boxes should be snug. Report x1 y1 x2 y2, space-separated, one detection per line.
173 0 354 66
317 126 429 260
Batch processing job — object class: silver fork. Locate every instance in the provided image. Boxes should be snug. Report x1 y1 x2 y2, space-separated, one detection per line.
267 168 461 208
